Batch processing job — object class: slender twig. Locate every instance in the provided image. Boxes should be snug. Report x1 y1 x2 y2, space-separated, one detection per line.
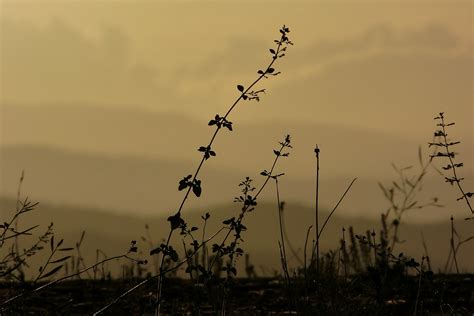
154 26 292 315
318 178 357 240
303 225 312 300
275 177 291 285
94 227 226 315
342 227 348 282
314 145 320 283
413 257 425 316
420 231 432 271
0 252 132 308
0 225 39 241
449 216 459 274
430 113 473 214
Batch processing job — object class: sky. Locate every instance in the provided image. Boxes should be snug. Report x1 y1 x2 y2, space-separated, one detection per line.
0 0 473 221
1 1 472 130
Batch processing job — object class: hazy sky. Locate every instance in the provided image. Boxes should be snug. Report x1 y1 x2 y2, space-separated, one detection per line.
1 1 472 134
1 1 473 221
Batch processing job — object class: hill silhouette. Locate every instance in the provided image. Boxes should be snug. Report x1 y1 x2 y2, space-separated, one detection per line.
4 105 471 180
1 197 472 277
1 145 470 221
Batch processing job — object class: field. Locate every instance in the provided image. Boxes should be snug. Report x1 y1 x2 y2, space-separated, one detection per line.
1 24 473 315
1 275 472 315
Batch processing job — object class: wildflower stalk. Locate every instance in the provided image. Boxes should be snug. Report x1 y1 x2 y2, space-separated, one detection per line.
449 216 460 274
93 227 226 315
153 26 292 315
275 176 291 284
429 112 473 216
1 242 142 309
314 145 320 283
206 135 292 313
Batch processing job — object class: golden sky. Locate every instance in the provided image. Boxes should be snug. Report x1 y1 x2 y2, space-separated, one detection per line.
2 1 472 132
1 1 473 220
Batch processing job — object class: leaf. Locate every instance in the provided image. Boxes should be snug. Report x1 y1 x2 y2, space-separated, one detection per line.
38 265 63 280
192 180 202 197
50 236 54 252
267 68 275 73
237 85 244 92
50 256 71 264
222 217 235 225
168 213 184 230
57 239 64 248
169 249 179 262
150 247 161 256
269 48 275 54
58 247 74 251
273 150 280 156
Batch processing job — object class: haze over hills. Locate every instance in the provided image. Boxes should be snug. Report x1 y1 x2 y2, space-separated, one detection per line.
1 197 472 277
1 145 471 222
3 105 472 180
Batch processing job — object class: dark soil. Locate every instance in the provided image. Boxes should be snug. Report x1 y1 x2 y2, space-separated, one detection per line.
0 274 472 315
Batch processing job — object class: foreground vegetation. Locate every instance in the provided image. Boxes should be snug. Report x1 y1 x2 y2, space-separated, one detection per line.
1 26 472 315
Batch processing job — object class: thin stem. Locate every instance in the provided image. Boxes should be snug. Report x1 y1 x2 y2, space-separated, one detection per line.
413 257 425 316
1 252 131 308
318 178 357 240
438 114 473 214
314 145 320 282
303 225 312 300
275 178 290 284
450 216 459 274
342 227 347 282
154 28 291 314
155 229 173 316
93 227 226 315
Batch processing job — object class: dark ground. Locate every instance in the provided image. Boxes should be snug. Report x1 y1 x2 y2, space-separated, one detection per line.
0 274 472 315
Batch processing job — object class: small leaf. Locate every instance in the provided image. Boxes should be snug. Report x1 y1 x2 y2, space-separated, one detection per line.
267 68 275 74
237 85 244 92
150 247 161 256
168 213 184 230
192 180 202 197
222 217 235 225
50 236 55 252
58 247 74 251
38 265 63 280
50 256 72 264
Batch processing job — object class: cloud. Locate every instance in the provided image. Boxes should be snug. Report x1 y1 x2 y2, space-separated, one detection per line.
0 18 178 108
1 18 471 134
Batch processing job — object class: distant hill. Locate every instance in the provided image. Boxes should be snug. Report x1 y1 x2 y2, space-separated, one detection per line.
1 197 472 278
3 105 471 180
1 145 470 221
